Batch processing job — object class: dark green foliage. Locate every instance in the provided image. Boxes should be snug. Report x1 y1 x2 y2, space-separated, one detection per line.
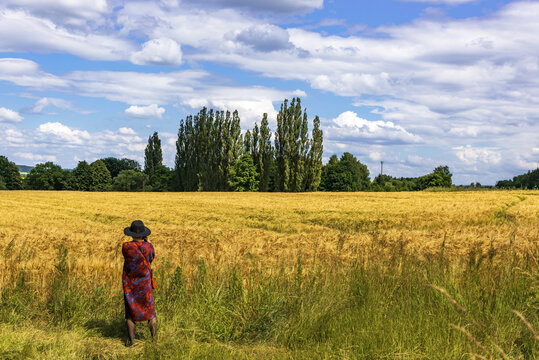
100 157 141 178
496 168 539 189
89 160 112 191
320 153 370 191
370 174 416 191
172 100 321 192
0 175 6 190
175 108 243 191
112 169 148 191
148 165 173 192
244 129 252 154
274 98 323 192
0 155 22 190
144 132 163 177
228 153 259 192
258 114 273 192
415 165 453 190
368 165 452 192
24 162 69 190
305 116 323 191
71 161 93 191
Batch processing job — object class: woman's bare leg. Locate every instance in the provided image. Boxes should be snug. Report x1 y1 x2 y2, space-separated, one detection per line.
149 317 157 340
126 317 136 345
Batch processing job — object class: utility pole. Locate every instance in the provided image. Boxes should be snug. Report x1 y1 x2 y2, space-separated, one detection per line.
380 161 384 176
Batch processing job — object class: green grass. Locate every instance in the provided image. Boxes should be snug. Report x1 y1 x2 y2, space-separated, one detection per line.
1 246 537 359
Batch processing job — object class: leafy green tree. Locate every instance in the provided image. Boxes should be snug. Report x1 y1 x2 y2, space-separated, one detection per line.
144 132 163 178
415 166 452 190
305 115 323 191
417 173 445 189
149 165 173 192
257 114 273 192
225 110 244 191
0 155 23 190
432 165 452 187
320 153 370 191
100 157 141 178
62 169 75 190
24 162 68 190
244 129 252 154
228 153 259 192
112 170 148 191
72 161 93 191
90 160 112 191
0 175 6 190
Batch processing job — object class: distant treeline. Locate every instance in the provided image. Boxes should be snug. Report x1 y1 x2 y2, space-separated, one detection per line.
7 96 534 192
495 168 539 189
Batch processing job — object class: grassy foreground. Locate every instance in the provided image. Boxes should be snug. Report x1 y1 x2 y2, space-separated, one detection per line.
0 191 537 359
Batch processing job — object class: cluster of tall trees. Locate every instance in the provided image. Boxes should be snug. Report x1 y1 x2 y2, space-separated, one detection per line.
174 98 323 192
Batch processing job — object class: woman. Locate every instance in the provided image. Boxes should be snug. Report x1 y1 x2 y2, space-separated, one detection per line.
122 220 157 346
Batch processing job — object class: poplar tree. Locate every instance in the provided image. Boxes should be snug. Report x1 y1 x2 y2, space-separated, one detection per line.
258 114 272 192
251 122 260 175
226 110 243 189
275 99 290 191
274 97 319 192
144 132 163 177
175 108 243 191
305 116 323 191
244 130 252 154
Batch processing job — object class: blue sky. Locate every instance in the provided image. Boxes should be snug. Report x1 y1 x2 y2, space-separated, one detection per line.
0 0 537 185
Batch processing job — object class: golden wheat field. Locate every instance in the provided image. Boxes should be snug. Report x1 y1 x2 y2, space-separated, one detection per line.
0 190 538 294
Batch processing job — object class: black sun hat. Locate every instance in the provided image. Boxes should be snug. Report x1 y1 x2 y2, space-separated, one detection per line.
124 220 151 238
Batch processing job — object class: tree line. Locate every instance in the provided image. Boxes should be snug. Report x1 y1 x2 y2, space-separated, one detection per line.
3 96 502 192
495 168 539 189
1 98 327 192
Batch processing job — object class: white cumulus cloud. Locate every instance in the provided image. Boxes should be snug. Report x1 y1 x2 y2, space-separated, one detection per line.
325 111 422 145
125 104 166 119
234 24 292 52
37 122 91 145
0 107 23 122
130 38 183 66
453 145 502 165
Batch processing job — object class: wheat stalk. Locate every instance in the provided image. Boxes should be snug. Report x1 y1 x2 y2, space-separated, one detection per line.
429 284 467 314
450 324 489 355
511 310 539 341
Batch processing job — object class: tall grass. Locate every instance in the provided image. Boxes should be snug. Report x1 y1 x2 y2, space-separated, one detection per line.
0 241 537 359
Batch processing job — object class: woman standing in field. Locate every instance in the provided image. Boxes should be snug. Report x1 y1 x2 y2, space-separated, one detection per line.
122 220 157 346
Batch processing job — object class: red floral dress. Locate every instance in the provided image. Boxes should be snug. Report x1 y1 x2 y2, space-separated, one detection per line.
122 241 156 321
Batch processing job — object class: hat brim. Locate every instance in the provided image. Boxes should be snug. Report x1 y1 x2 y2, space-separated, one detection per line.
124 227 151 238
